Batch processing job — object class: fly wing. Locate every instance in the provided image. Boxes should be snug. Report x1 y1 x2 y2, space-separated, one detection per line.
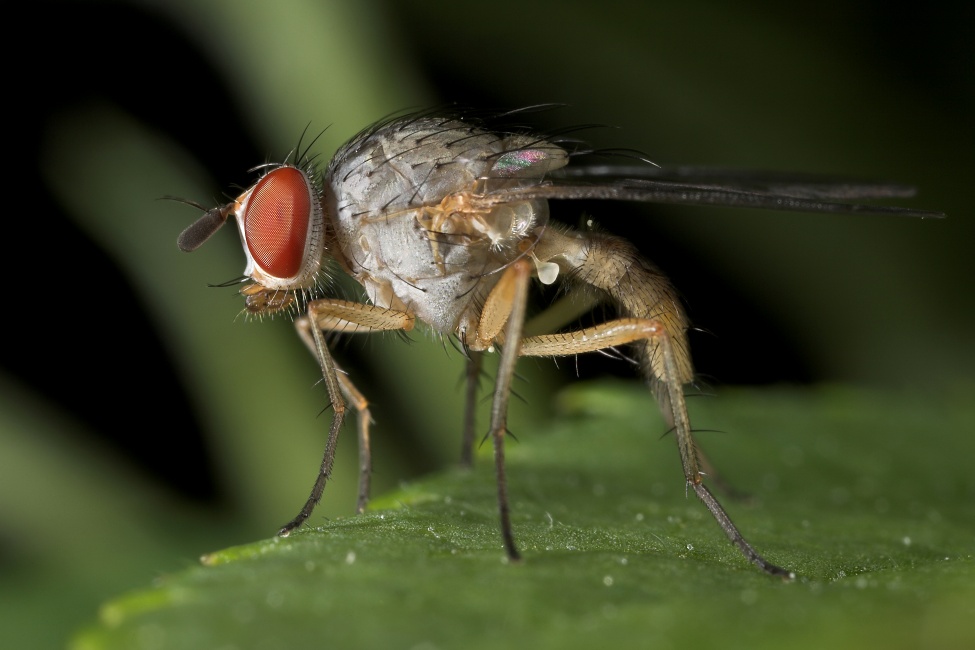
553 163 925 200
487 166 945 219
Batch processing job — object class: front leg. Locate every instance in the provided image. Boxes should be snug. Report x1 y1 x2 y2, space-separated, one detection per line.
280 299 415 535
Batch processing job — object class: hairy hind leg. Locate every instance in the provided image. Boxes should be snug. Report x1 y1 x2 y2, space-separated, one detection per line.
529 226 792 577
519 320 791 577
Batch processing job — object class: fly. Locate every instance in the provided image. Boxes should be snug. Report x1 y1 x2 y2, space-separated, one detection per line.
176 107 943 578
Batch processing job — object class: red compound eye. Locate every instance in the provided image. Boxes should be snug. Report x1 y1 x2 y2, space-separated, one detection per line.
242 166 312 279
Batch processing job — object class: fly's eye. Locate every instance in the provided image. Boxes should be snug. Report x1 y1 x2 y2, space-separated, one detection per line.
241 166 313 279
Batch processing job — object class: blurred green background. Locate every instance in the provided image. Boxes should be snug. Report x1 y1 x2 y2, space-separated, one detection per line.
4 0 972 647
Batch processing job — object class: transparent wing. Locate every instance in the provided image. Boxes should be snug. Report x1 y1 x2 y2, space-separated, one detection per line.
554 163 924 199
493 164 945 219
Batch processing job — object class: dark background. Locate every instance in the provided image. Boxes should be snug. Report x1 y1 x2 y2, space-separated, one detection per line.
4 1 972 645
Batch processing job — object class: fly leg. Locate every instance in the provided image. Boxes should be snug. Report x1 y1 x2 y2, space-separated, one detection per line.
520 322 791 577
469 258 534 561
299 327 375 515
460 350 484 469
279 299 415 534
529 226 793 578
330 373 373 514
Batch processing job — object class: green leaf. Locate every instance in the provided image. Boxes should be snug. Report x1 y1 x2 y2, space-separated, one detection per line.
70 383 975 650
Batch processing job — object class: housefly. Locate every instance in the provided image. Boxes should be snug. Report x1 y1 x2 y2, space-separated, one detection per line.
177 106 942 577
